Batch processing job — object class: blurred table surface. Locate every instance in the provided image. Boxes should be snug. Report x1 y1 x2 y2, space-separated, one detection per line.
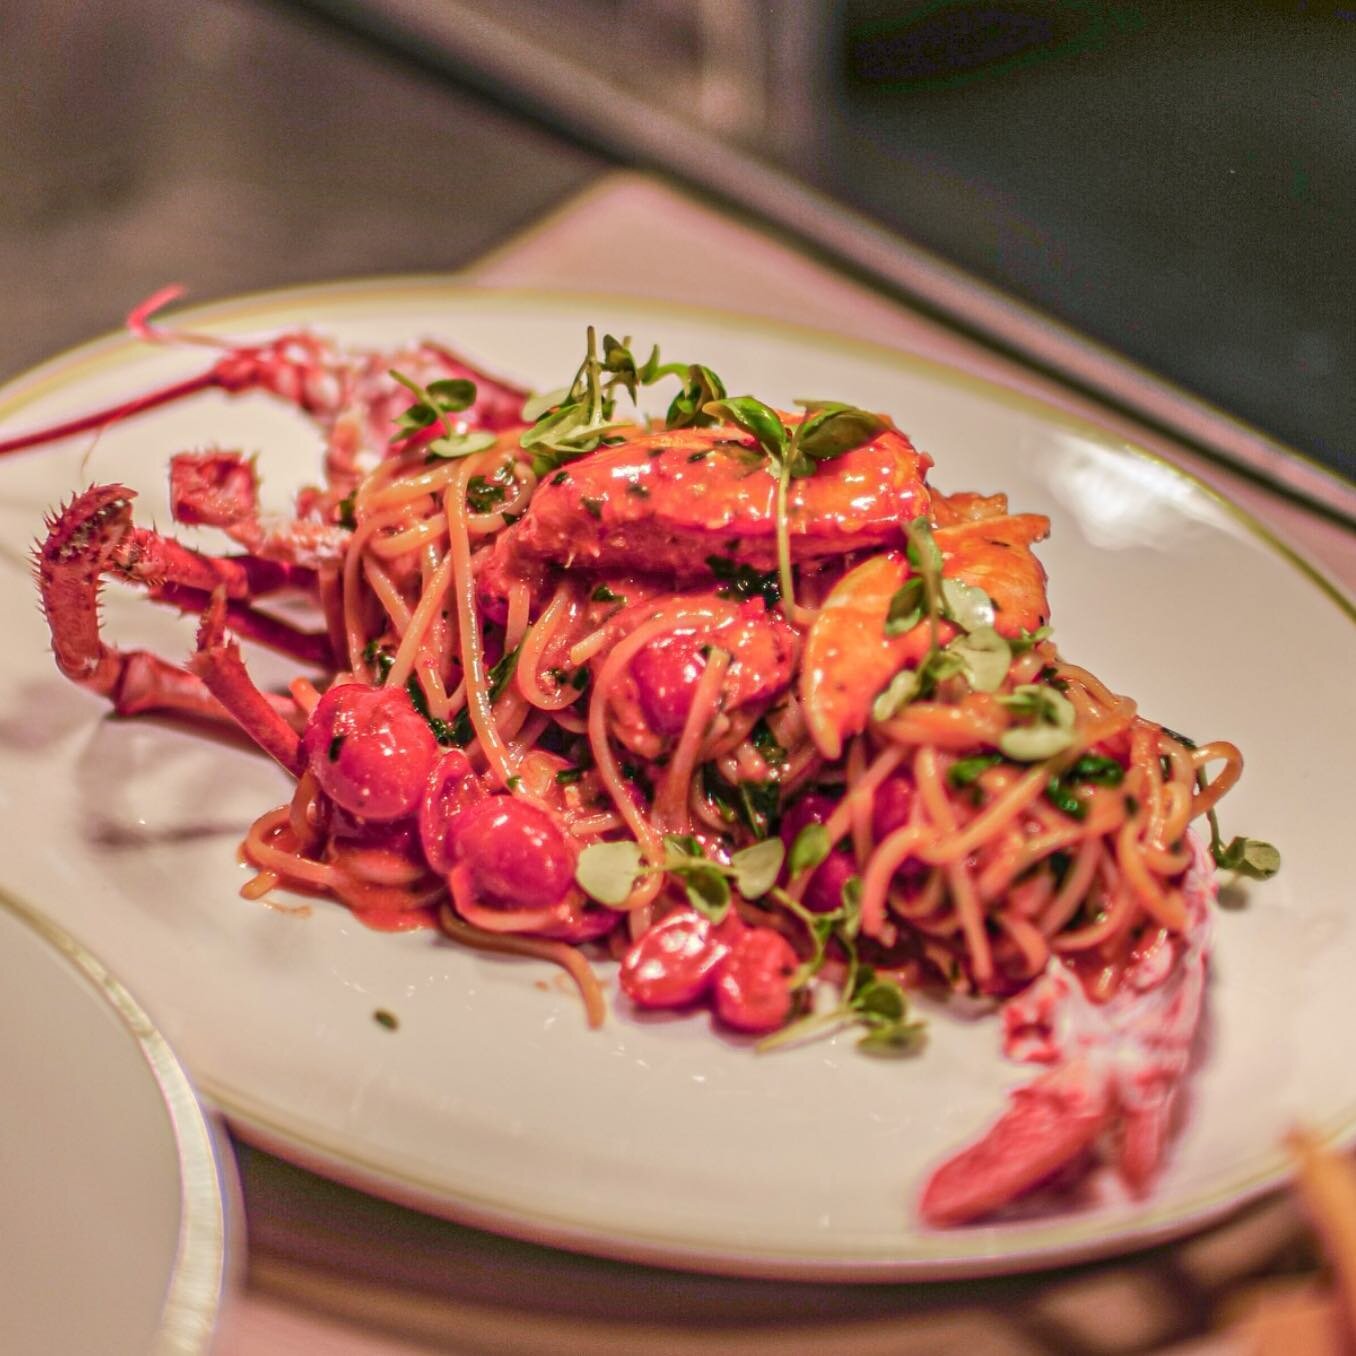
203 174 1353 1356
3 3 1353 1351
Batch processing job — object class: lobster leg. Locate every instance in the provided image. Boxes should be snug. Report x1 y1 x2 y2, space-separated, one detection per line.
191 594 303 774
34 484 303 730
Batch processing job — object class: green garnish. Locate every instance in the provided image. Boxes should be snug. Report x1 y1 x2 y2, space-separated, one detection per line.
389 370 498 459
703 396 888 617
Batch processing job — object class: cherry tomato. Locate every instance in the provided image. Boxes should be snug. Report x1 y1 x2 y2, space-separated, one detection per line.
418 750 487 874
619 908 743 1008
451 796 577 911
301 683 438 822
712 928 799 1033
630 632 707 735
802 850 857 915
780 792 852 913
871 775 915 841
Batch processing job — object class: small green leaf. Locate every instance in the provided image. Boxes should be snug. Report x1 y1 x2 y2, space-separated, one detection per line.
486 645 521 702
852 975 907 1023
1067 754 1125 786
1214 836 1281 880
520 385 572 423
681 865 731 921
663 833 705 862
788 822 831 877
857 1022 927 1057
947 625 1011 693
1000 722 1076 761
1000 683 1076 728
947 753 1003 788
425 378 477 411
872 668 922 722
939 578 996 632
792 401 887 462
665 364 727 429
1009 624 1052 654
1044 773 1088 820
884 577 925 636
575 839 643 906
905 517 943 576
704 396 788 462
429 429 499 459
731 838 785 899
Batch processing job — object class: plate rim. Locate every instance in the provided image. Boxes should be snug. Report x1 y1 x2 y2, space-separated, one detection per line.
0 277 1352 1281
0 886 231 1350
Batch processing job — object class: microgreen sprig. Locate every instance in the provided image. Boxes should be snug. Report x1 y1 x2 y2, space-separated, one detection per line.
702 396 889 617
389 370 498 459
520 330 729 477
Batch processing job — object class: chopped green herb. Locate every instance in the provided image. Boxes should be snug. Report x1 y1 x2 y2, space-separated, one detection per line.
327 734 346 762
788 822 831 877
487 646 521 702
884 577 925 636
581 496 604 520
337 491 357 530
706 555 781 608
947 753 1003 788
751 718 787 766
550 470 570 486
373 1009 399 1031
590 583 622 603
555 767 584 786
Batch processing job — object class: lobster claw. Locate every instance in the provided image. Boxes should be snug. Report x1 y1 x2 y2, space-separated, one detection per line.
918 1058 1113 1227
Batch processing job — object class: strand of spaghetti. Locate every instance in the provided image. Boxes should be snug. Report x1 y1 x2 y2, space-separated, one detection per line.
342 508 407 675
353 446 424 510
363 459 464 510
368 516 447 559
385 550 455 689
888 866 945 920
335 845 429 887
1039 836 1103 935
568 622 615 668
242 809 338 889
240 869 281 902
1189 741 1244 819
1116 814 1188 931
504 582 532 654
916 762 1050 866
361 557 413 634
467 461 537 535
846 738 874 867
288 677 320 716
438 905 606 1029
946 859 993 985
1132 721 1166 845
976 806 1121 903
803 745 907 882
880 697 1007 750
1052 865 1144 953
859 824 927 937
566 811 626 837
317 566 347 668
1053 658 1125 710
995 911 1049 977
505 710 550 763
549 708 588 735
656 647 730 831
444 464 516 788
516 584 581 711
1005 866 1056 919
914 745 994 982
287 772 322 851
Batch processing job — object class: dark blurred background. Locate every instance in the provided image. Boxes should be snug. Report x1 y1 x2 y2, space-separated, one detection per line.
2 0 1352 476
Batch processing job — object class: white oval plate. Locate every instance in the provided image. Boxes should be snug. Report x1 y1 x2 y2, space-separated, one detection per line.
0 282 1350 1280
0 889 230 1353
